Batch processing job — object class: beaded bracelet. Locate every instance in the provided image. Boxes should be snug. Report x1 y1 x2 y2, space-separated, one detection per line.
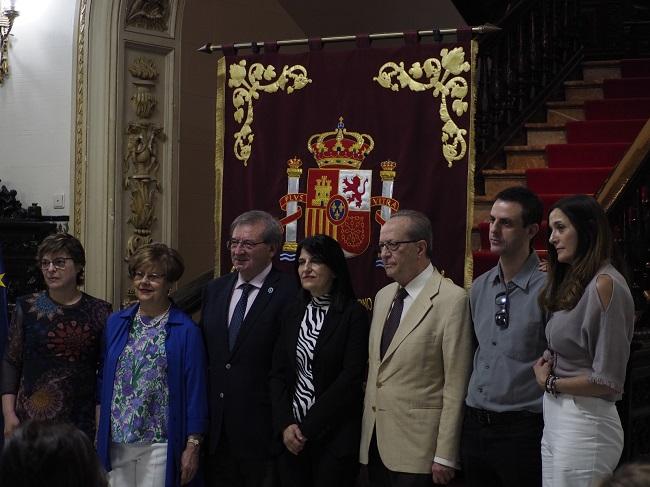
545 373 559 397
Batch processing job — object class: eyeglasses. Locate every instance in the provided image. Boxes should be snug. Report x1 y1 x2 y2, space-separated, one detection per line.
132 271 166 283
495 292 509 328
377 240 419 252
226 238 266 250
40 257 75 270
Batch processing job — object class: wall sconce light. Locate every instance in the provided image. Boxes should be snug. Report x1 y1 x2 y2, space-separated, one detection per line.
0 0 19 85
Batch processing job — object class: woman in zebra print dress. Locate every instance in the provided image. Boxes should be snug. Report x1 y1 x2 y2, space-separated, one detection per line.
270 234 369 487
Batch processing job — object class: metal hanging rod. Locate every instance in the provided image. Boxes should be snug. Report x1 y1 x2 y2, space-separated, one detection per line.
197 24 500 54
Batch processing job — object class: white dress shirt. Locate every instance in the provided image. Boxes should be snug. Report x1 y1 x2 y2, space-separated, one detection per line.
227 263 272 326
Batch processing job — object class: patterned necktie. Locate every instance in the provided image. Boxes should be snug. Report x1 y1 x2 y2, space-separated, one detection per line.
380 287 408 359
229 283 253 351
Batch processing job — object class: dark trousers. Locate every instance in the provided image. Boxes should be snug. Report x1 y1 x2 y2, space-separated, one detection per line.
367 431 433 487
460 407 543 487
277 441 359 487
206 432 277 487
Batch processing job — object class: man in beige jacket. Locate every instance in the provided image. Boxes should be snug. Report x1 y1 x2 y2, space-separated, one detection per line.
360 210 473 486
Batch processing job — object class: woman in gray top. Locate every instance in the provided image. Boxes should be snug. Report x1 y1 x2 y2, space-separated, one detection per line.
533 195 634 487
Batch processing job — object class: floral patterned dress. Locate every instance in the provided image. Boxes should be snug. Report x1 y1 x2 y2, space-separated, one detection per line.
110 310 169 444
0 291 112 439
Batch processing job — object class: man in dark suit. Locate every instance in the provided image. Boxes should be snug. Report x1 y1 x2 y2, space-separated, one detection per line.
200 210 297 487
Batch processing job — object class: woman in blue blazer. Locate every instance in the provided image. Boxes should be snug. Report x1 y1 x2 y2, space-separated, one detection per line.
270 234 369 487
97 243 208 487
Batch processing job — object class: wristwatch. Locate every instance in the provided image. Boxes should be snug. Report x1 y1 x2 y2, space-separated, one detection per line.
187 435 202 448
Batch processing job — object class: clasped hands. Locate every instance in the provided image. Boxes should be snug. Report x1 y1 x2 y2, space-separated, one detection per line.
533 355 552 389
283 423 306 455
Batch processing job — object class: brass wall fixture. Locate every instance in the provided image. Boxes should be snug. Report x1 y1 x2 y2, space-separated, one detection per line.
0 0 19 84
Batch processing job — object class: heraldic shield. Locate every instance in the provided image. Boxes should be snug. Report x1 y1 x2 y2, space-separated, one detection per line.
280 117 399 261
306 168 372 256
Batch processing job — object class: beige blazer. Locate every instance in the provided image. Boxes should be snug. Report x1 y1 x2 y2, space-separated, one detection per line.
359 267 473 474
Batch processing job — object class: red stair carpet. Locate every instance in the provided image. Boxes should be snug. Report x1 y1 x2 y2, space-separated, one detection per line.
473 58 650 279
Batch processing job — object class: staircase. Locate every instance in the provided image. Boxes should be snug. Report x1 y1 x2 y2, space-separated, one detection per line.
472 58 650 278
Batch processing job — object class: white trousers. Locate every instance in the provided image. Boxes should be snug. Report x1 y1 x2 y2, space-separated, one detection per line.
541 393 623 487
108 442 168 487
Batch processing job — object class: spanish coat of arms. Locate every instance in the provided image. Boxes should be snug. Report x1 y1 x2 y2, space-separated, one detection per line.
279 118 400 260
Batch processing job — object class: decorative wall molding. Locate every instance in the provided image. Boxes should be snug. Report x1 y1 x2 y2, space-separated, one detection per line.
129 57 159 118
124 119 165 260
124 121 164 180
72 0 88 239
72 0 179 304
126 0 169 31
72 0 119 301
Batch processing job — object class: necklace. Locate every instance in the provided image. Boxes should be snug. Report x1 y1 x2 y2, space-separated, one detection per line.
135 305 171 328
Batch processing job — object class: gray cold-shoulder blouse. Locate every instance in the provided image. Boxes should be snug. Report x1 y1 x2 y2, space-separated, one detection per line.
545 263 634 402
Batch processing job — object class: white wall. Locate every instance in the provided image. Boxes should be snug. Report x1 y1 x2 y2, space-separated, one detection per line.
0 0 76 217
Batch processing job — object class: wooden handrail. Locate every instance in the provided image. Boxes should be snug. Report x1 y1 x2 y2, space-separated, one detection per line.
598 119 650 213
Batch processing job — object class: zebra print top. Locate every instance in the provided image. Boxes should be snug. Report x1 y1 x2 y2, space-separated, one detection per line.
292 294 331 423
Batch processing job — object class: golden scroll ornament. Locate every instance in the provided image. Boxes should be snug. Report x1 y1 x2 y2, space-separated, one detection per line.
228 60 312 166
374 46 471 168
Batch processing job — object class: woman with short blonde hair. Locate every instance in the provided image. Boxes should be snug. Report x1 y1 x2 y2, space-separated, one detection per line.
97 243 208 487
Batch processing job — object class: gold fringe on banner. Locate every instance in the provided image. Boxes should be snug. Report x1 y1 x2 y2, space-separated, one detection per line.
214 56 227 277
464 39 479 290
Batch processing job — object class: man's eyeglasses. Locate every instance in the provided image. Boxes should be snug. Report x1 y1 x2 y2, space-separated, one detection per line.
132 271 166 283
495 291 509 328
226 238 266 250
377 240 418 252
40 257 75 270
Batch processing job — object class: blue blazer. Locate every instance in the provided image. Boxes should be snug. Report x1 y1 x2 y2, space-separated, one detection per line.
96 304 208 487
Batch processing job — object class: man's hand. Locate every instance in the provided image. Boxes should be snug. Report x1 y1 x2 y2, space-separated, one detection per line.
282 424 306 455
180 442 200 485
3 412 19 439
431 462 455 485
538 259 548 273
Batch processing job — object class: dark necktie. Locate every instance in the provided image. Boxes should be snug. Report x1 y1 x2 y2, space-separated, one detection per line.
229 283 253 351
380 287 408 359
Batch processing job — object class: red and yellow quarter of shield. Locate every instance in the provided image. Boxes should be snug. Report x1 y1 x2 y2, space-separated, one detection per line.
305 168 372 256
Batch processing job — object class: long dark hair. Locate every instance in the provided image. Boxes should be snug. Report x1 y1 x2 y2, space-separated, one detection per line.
295 234 355 307
540 195 614 312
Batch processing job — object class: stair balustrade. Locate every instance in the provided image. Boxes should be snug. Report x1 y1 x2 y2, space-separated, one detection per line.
475 0 582 182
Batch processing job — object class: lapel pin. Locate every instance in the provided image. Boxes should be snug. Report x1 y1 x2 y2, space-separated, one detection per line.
267 287 274 294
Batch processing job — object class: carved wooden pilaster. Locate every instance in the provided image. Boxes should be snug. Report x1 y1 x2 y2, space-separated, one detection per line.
124 58 165 262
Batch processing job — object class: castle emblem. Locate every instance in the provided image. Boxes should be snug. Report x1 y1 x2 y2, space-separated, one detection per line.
279 118 400 259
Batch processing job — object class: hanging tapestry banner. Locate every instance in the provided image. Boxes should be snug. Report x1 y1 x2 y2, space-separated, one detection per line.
214 38 477 302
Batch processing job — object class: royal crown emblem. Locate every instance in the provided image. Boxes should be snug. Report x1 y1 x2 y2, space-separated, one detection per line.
279 118 400 260
307 117 374 169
